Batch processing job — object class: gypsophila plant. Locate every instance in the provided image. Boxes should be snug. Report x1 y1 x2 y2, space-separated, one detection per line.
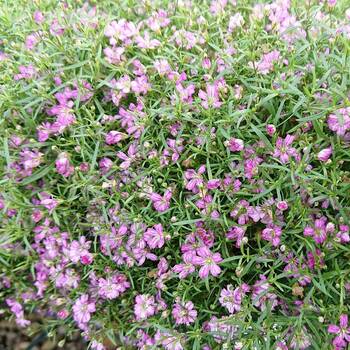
1 0 350 349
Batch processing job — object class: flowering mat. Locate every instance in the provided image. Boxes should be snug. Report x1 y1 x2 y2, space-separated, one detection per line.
1 0 350 349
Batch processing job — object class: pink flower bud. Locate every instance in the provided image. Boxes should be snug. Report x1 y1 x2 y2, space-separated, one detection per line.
317 147 332 162
266 124 276 136
277 201 288 211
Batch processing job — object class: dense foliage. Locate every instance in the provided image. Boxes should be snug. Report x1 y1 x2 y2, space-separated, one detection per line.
1 0 350 349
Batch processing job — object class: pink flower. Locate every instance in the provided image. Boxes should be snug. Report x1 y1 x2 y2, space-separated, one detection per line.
253 50 280 74
65 236 92 264
261 224 282 246
103 46 125 64
192 246 222 279
117 143 137 169
273 134 299 164
252 275 278 311
105 130 124 145
328 314 350 349
55 152 74 177
317 147 332 162
172 299 197 325
184 165 206 193
175 83 195 104
154 59 171 75
304 217 331 244
98 273 130 300
219 283 250 313
39 192 58 213
144 224 169 249
173 252 196 279
327 108 350 136
134 294 156 320
227 138 244 152
150 189 172 212
266 124 276 136
136 31 160 49
6 299 31 328
276 201 288 211
33 11 44 23
99 157 113 174
72 294 96 326
198 83 222 109
226 226 247 248
228 13 244 32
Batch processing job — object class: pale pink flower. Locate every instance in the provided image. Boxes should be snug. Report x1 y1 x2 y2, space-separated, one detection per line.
317 147 332 162
144 224 169 249
192 246 222 279
72 294 96 325
55 152 74 177
134 294 156 320
149 189 172 212
172 299 197 325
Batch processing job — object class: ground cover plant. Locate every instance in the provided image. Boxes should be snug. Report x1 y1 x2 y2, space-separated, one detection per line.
1 0 350 349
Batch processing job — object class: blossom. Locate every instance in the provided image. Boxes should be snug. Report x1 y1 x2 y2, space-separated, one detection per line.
144 224 169 249
273 134 299 163
149 189 172 212
198 83 222 109
173 252 196 279
252 275 278 310
219 283 250 314
172 299 197 325
226 226 247 248
55 152 74 177
192 246 222 279
261 224 282 246
65 236 93 264
228 13 244 31
72 294 96 326
184 165 206 193
6 299 31 327
105 130 124 145
98 273 130 299
253 50 281 74
327 108 350 136
134 294 156 320
227 138 244 152
303 217 331 244
328 314 350 349
317 147 332 162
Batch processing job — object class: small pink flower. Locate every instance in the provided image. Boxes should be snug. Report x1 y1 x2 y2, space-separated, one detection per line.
144 224 169 249
227 138 244 152
172 299 197 325
328 314 350 349
173 252 196 279
105 130 124 145
72 294 96 326
55 152 74 177
276 201 288 211
317 147 332 162
266 124 276 136
273 134 299 164
327 108 350 136
198 83 222 109
150 189 172 212
134 294 156 320
261 224 282 246
192 246 222 279
219 283 250 313
33 11 44 23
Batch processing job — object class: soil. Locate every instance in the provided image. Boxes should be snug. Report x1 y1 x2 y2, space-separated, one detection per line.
0 320 87 350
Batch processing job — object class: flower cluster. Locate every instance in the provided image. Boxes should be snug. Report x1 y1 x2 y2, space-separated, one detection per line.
1 0 350 349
